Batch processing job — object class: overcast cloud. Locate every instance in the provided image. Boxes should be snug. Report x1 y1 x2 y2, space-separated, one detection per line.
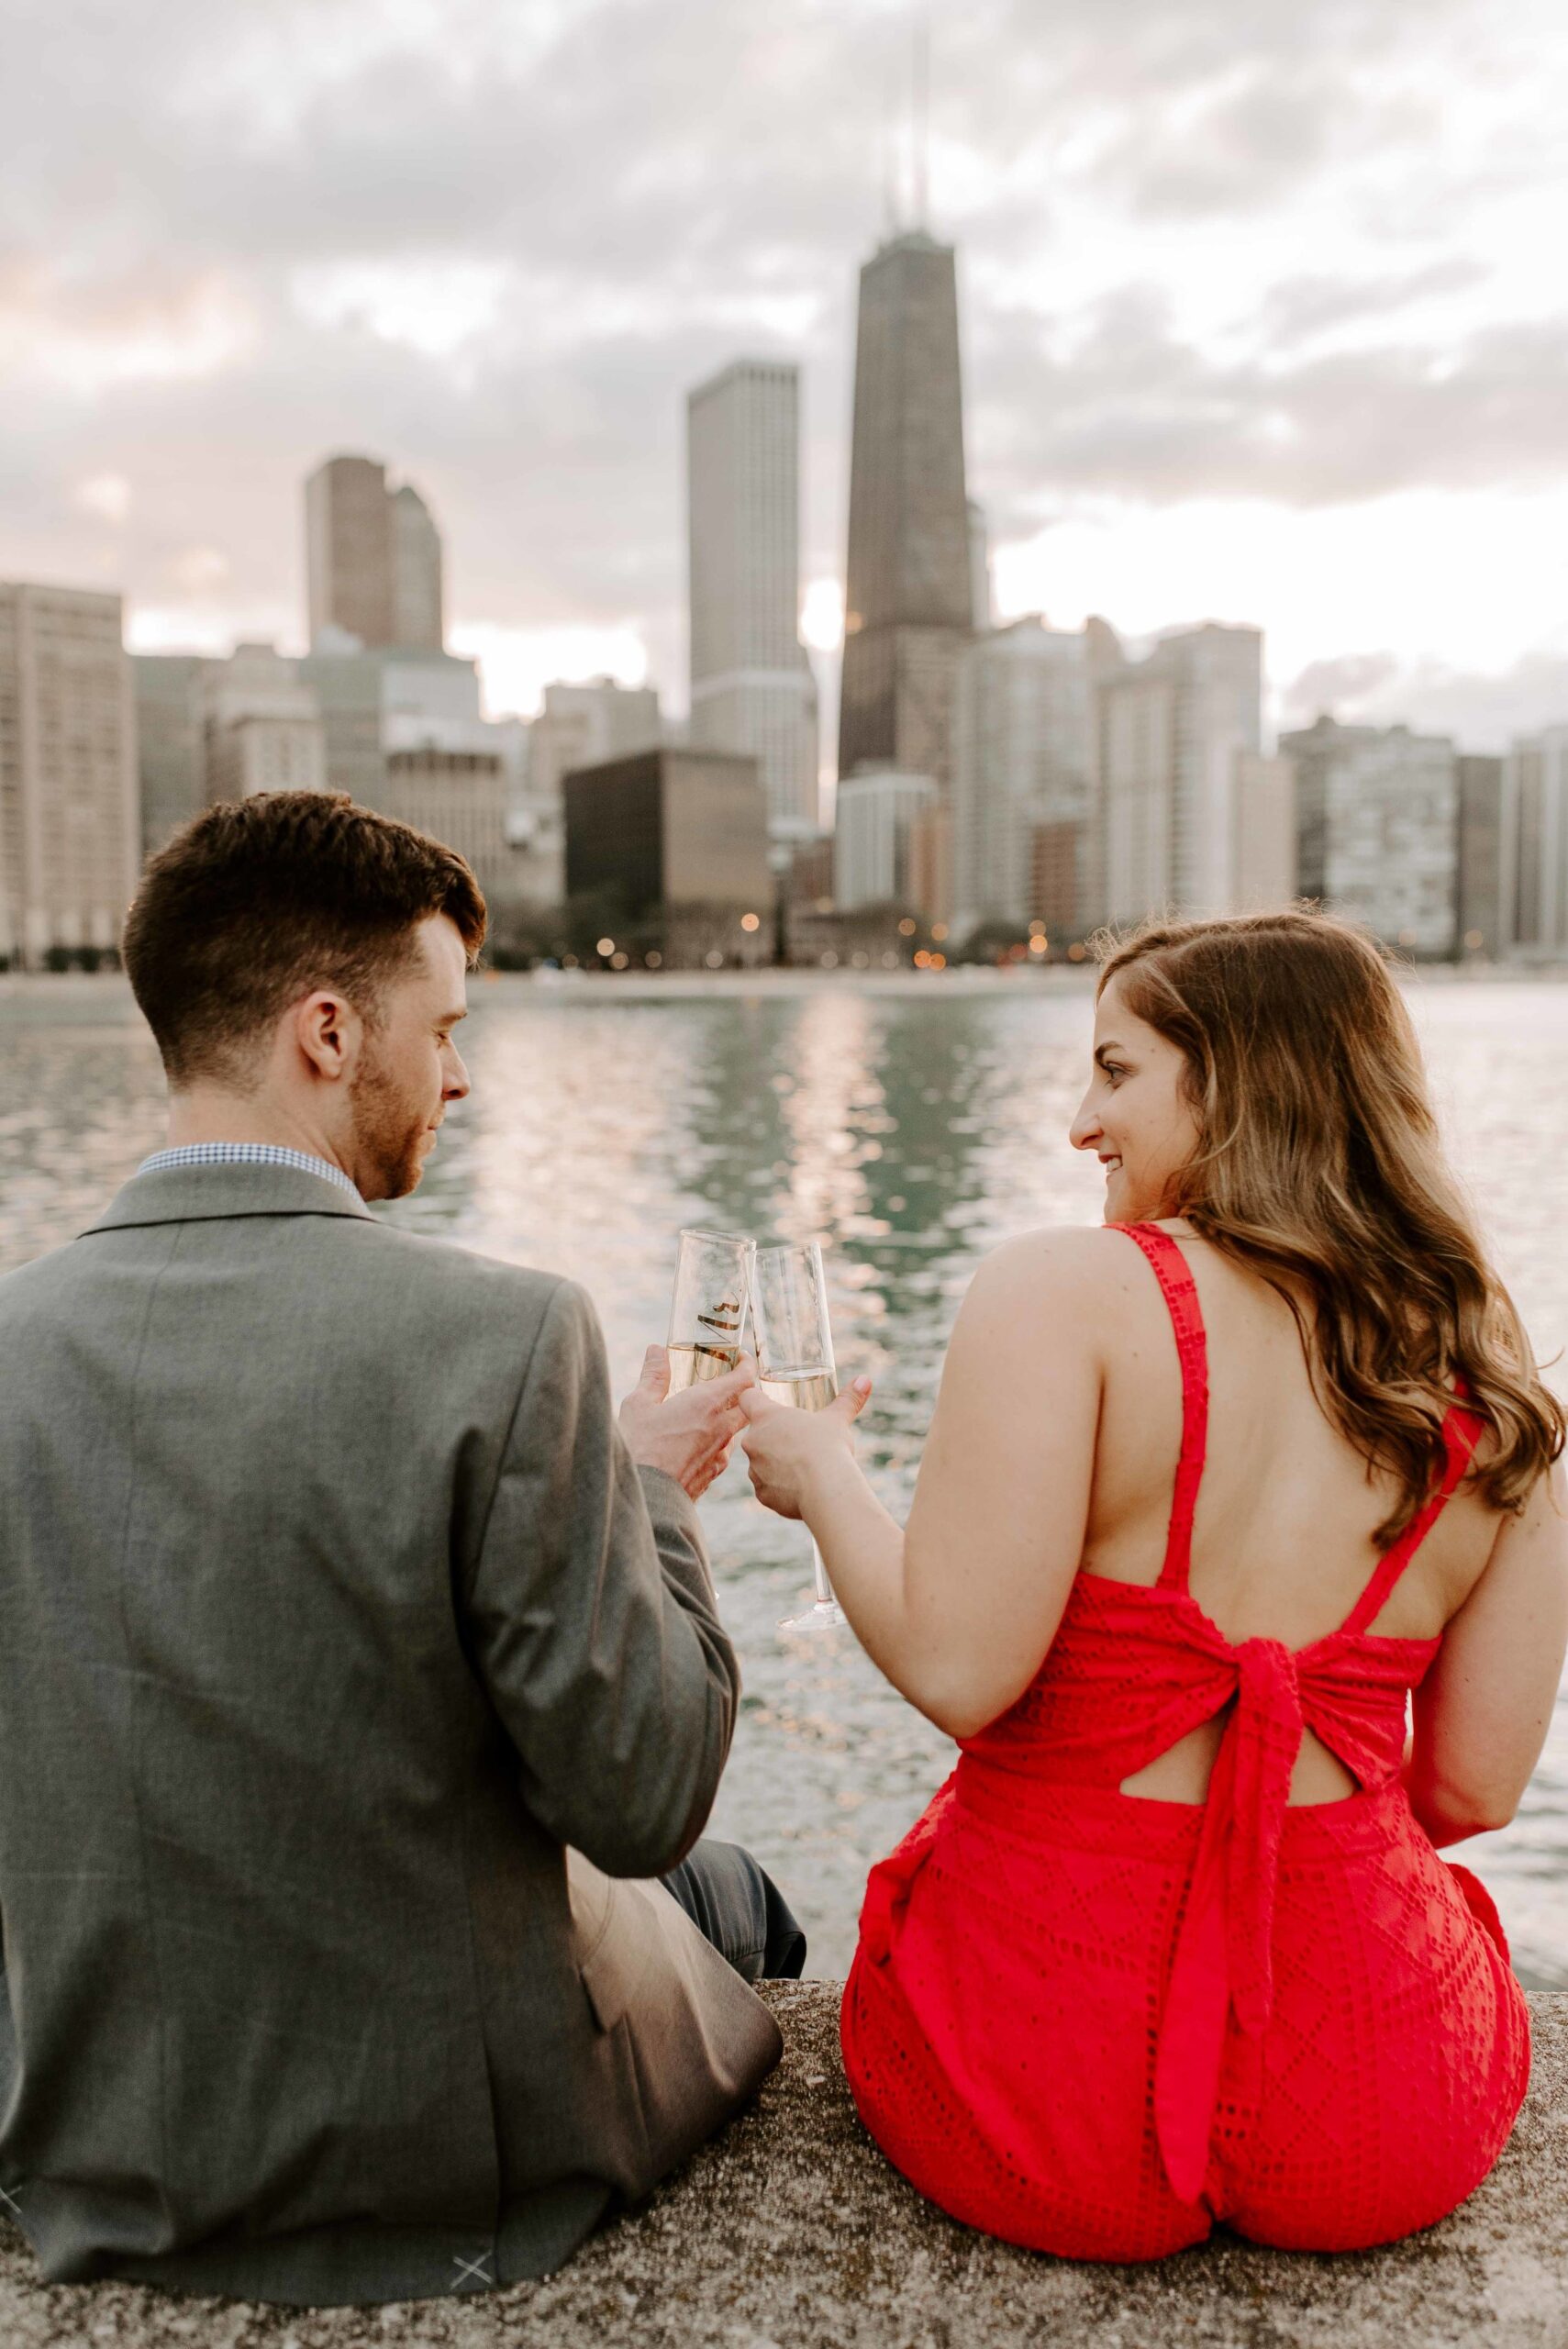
3 0 1567 746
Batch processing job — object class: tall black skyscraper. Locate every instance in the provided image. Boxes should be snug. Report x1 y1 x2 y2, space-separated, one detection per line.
838 231 972 790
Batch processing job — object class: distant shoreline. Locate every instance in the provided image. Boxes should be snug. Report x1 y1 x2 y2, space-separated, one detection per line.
3 959 1566 1025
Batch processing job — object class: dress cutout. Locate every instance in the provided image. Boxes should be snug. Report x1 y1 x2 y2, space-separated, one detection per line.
842 1222 1529 2258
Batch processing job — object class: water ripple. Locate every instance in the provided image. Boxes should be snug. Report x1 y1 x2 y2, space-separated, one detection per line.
1 973 1562 1985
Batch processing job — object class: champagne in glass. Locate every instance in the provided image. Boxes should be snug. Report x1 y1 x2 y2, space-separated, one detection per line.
750 1240 848 1633
760 1369 839 1413
666 1230 754 1394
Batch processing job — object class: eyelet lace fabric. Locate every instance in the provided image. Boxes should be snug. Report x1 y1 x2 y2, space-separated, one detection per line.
841 1221 1529 2259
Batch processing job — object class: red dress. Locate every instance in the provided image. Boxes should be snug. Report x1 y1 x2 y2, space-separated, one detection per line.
842 1222 1529 2258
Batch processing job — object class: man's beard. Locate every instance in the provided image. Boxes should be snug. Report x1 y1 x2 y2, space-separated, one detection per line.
349 1041 431 1201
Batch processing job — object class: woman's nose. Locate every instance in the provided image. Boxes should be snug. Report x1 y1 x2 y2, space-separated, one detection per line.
1069 1097 1101 1152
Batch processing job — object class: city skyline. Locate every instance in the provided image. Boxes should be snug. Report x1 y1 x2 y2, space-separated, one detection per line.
4 0 1568 748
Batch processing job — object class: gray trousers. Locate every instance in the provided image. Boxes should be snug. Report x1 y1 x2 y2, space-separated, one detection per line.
661 1840 807 1981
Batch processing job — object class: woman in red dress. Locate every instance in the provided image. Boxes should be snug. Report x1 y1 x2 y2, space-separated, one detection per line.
740 911 1567 2258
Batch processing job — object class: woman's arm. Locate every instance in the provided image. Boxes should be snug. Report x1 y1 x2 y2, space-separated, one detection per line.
741 1230 1106 1738
1406 1461 1568 1846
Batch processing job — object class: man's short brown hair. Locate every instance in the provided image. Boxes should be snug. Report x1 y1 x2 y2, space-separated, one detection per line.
123 793 488 1085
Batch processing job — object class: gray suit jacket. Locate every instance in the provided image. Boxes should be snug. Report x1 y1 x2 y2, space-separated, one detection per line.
0 1162 780 2307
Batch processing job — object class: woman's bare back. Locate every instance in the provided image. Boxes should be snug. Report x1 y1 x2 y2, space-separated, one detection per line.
1081 1222 1503 1805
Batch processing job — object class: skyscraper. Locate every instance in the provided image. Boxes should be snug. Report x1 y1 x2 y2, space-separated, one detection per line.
686 359 817 834
1456 752 1505 956
297 642 484 806
834 768 939 911
306 455 395 649
966 499 992 631
562 749 772 967
204 643 328 804
838 231 972 791
1284 716 1458 955
391 485 445 652
1098 623 1263 924
524 676 663 904
133 652 214 852
0 582 139 966
305 455 445 652
1498 725 1568 956
951 618 1093 938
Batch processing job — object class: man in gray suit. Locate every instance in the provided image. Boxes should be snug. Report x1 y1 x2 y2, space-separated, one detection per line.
0 792 803 2309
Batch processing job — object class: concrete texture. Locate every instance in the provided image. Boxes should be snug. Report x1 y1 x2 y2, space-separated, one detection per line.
2 1985 1563 2349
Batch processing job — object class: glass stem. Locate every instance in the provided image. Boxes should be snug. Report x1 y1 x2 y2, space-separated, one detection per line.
811 1539 834 1608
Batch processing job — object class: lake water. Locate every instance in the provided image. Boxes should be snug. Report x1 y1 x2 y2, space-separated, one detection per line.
2 969 1564 1987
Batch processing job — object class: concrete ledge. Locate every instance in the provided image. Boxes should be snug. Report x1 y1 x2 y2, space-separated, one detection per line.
2 1987 1564 2347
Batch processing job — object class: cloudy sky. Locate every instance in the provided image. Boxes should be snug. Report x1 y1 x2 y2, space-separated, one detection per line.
4 0 1568 748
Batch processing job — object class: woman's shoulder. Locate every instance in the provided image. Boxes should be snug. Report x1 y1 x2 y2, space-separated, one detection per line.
965 1222 1164 1319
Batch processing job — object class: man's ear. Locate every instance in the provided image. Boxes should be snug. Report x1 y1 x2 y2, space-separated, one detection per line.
291 991 360 1084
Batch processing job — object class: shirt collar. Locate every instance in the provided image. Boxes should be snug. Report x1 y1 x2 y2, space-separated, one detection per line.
137 1142 362 1201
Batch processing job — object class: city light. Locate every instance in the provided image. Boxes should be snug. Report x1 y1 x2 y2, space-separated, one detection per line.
1029 935 1048 955
596 937 615 956
897 918 917 937
740 911 761 932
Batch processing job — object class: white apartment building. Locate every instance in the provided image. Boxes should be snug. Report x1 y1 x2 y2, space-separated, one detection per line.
528 677 662 800
1283 716 1458 954
204 642 327 804
951 618 1092 939
376 743 511 896
834 767 938 910
0 582 139 965
686 359 817 834
206 714 327 802
1499 725 1568 957
1099 623 1263 925
521 676 662 904
1231 751 1297 909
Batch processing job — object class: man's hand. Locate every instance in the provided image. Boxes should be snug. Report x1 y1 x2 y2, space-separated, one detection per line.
618 1346 757 1501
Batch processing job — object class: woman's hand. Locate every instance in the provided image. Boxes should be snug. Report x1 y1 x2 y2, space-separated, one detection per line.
738 1375 873 1520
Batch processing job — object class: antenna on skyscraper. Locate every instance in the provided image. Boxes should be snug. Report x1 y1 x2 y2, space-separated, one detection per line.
911 1 930 228
881 28 901 234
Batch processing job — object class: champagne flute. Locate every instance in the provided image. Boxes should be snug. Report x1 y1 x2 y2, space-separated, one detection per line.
666 1229 754 1392
750 1240 848 1633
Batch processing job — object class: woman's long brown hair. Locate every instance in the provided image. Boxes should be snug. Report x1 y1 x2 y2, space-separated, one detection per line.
1097 909 1564 1543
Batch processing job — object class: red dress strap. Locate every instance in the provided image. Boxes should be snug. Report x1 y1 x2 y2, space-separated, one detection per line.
1340 1392 1485 1637
1114 1224 1208 1594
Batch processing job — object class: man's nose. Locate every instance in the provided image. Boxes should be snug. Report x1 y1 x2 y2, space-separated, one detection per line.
445 1050 472 1101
